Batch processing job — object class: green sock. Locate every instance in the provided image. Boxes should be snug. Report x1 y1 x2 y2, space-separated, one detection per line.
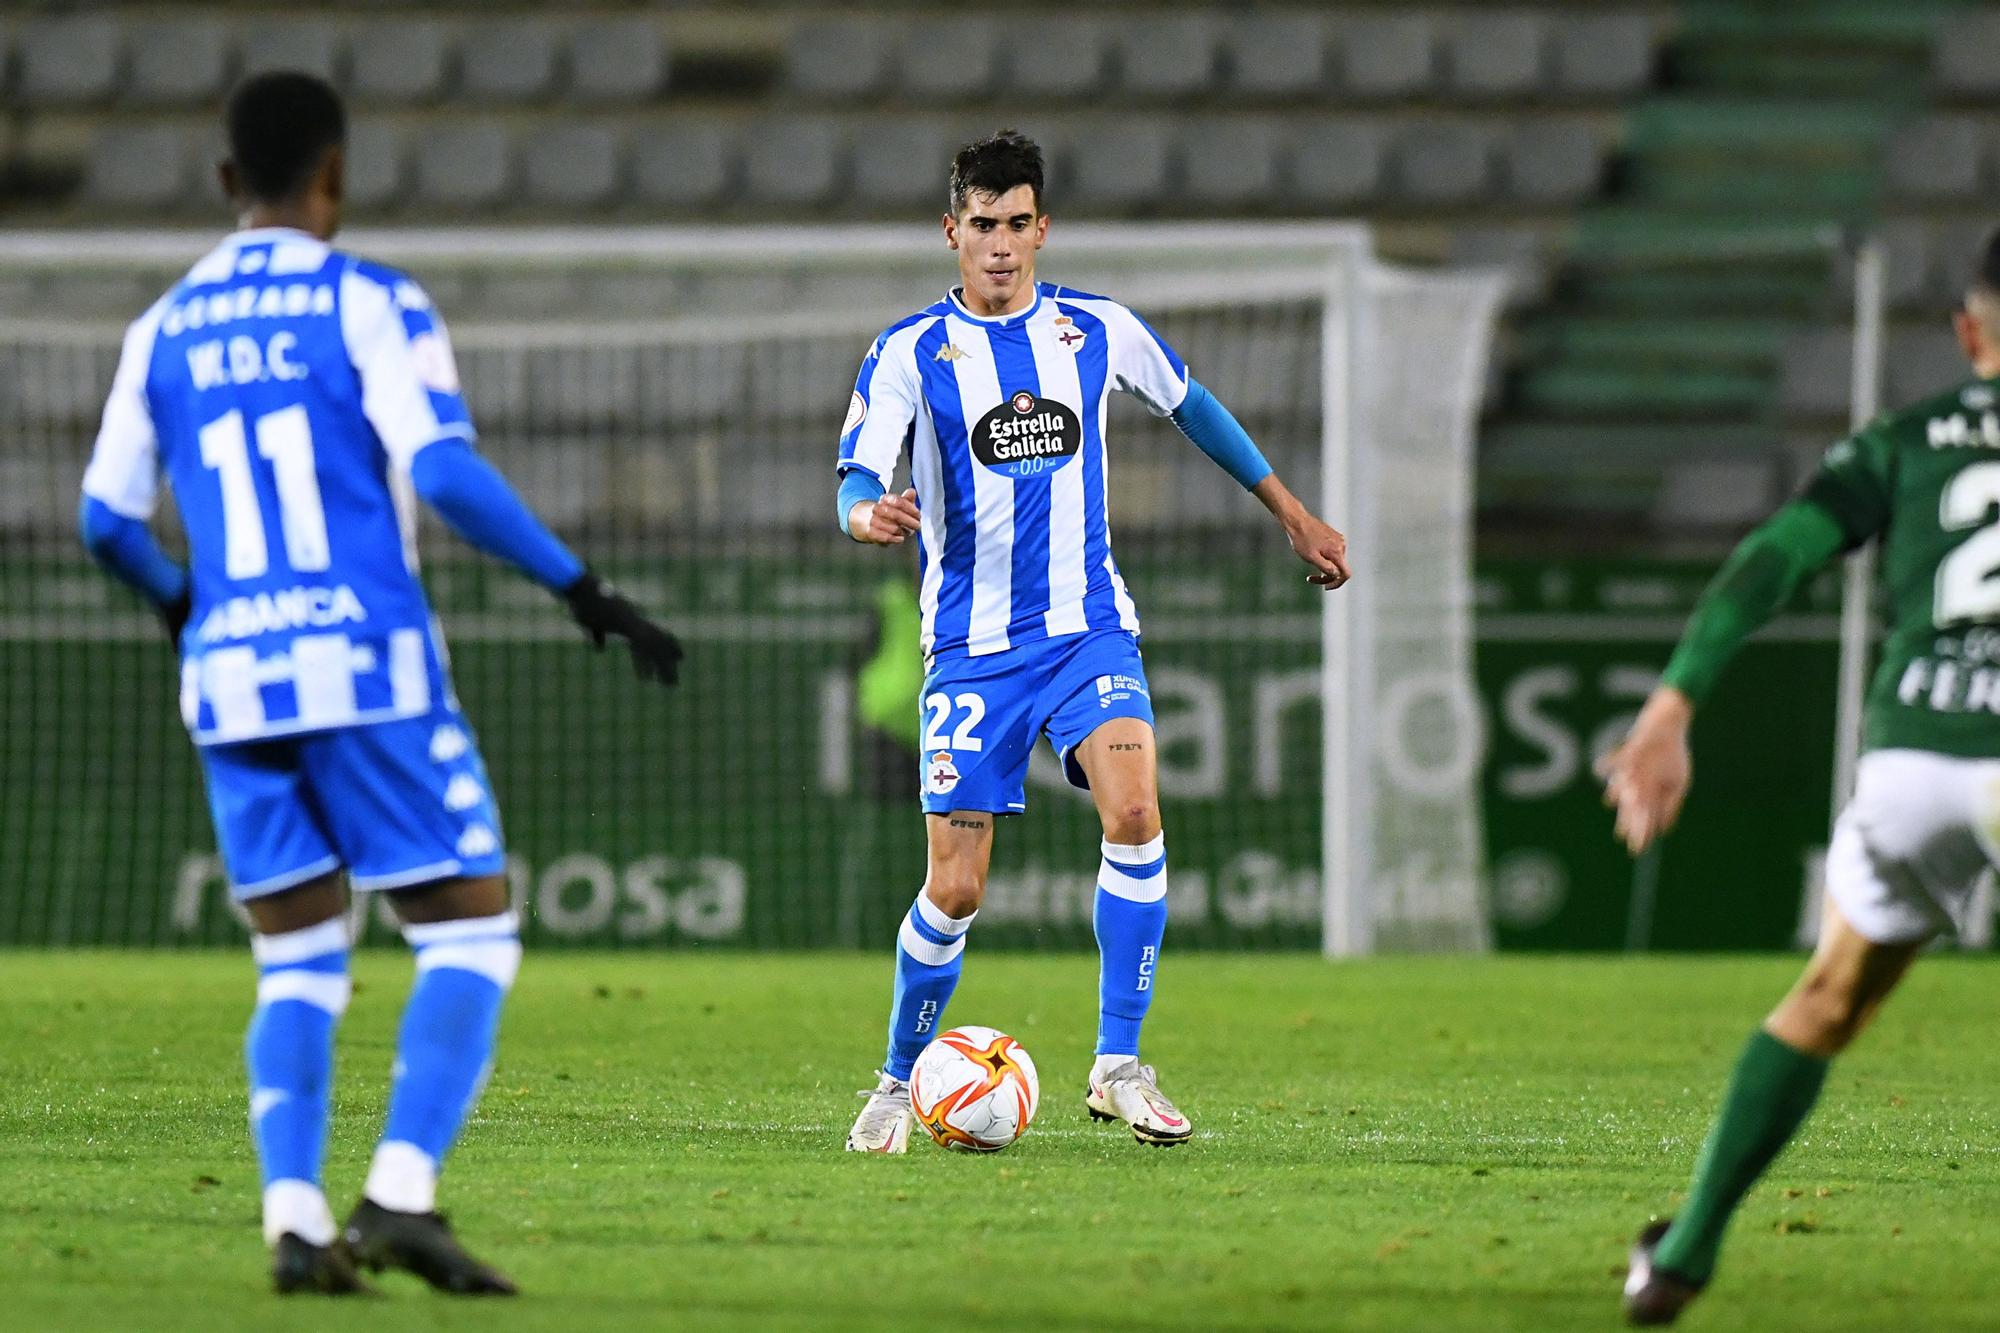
1653 1027 1829 1282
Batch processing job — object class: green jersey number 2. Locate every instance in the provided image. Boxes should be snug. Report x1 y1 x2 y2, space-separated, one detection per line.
1936 460 2000 625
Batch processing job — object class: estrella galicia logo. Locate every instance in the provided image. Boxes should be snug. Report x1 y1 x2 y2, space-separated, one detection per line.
971 391 1082 479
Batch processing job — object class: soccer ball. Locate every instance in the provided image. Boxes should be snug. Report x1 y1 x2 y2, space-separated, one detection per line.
908 1026 1040 1152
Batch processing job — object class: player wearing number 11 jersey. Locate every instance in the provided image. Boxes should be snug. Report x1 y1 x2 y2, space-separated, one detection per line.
1603 225 2000 1325
79 73 680 1295
837 131 1351 1153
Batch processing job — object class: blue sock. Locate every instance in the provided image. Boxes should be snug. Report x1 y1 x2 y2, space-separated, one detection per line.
365 911 521 1214
246 917 351 1246
884 892 974 1080
1095 835 1168 1057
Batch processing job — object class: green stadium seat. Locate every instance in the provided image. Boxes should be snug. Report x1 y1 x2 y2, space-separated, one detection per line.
1549 14 1656 98
1502 121 1605 203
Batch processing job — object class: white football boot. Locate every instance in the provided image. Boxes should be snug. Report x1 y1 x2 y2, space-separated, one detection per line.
1085 1058 1193 1146
844 1070 913 1154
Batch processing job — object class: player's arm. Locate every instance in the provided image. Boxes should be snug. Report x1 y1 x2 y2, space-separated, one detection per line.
1600 430 1892 853
837 329 921 545
78 302 192 641
1113 306 1350 588
1168 379 1350 587
341 264 681 684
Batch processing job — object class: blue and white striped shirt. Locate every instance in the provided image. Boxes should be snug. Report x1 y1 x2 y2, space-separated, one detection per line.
838 282 1189 661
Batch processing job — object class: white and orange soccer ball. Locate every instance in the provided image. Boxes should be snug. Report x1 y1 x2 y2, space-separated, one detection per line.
908 1026 1040 1152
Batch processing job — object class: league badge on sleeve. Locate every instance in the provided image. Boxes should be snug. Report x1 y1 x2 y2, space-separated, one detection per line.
924 750 961 797
843 390 867 435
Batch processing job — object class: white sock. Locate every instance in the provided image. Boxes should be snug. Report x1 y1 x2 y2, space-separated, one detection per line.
363 1139 438 1215
1091 1053 1138 1083
263 1178 336 1247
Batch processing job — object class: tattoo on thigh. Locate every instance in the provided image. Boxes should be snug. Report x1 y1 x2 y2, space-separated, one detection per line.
948 816 987 830
1109 743 1144 752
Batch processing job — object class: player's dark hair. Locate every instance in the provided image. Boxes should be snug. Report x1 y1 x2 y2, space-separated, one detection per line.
225 71 347 204
949 130 1045 216
1976 224 2000 297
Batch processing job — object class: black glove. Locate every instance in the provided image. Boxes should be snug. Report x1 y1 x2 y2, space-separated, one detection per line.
562 571 683 687
159 587 192 647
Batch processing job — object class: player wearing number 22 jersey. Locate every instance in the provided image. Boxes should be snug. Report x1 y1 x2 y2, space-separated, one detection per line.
1604 225 2000 1326
78 73 678 1296
837 131 1351 1154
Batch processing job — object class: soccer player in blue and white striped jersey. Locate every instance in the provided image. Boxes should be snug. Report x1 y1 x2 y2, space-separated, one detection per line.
839 131 1350 1152
78 73 680 1294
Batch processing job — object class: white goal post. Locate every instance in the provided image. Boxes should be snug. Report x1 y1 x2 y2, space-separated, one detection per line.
0 224 1504 955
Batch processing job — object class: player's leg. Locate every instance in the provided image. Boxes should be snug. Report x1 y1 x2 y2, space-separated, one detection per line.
307 707 518 1292
849 658 1028 1152
200 737 372 1294
1626 897 1920 1325
1624 749 1977 1325
1046 634 1189 1145
343 871 518 1294
849 811 996 1153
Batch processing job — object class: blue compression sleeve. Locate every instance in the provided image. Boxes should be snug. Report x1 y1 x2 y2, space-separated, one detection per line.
78 495 188 609
1170 378 1273 491
837 469 887 538
409 439 585 592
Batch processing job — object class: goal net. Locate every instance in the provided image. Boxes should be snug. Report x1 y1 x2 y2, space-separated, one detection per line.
0 224 1503 955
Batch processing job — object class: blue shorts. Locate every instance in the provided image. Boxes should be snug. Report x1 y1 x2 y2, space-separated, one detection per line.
919 629 1155 816
198 701 507 901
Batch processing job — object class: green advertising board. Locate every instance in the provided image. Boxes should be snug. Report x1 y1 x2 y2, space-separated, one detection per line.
0 547 1853 951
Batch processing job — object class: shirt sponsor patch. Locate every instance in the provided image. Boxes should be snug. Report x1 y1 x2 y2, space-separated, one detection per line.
971 392 1082 479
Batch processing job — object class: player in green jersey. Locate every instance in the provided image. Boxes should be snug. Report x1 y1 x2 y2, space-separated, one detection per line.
1602 227 2000 1326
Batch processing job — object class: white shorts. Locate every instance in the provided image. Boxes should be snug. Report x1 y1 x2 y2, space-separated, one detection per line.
1827 748 2000 944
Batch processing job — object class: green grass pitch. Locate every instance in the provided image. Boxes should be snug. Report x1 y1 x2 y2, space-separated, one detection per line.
4 951 1996 1331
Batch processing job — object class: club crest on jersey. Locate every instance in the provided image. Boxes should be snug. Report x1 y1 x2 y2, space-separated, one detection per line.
925 750 961 796
1055 323 1086 352
972 392 1082 479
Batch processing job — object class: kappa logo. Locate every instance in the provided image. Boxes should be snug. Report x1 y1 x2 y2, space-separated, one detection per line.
925 750 961 796
934 343 969 362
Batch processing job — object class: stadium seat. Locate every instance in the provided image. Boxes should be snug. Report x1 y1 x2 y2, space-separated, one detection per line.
344 121 407 214
1116 16 1221 100
82 125 195 210
1334 15 1435 101
1883 117 1981 201
1002 18 1109 99
1439 13 1547 100
1288 120 1387 205
850 120 955 211
1548 14 1656 98
742 119 848 207
1501 121 1605 203
1388 123 1495 204
1933 11 2000 98
900 19 1002 99
348 19 454 104
1223 13 1330 98
237 20 344 84
1872 218 1935 313
568 17 668 104
1066 123 1175 210
412 120 513 209
459 18 563 105
1181 120 1287 207
1777 327 1852 417
1889 328 1966 402
17 15 122 106
630 124 736 208
785 17 892 101
521 123 622 209
125 18 232 107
